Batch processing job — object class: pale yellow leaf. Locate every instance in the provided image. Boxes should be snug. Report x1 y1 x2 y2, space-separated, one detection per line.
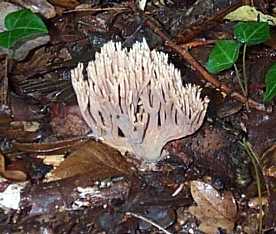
225 6 276 25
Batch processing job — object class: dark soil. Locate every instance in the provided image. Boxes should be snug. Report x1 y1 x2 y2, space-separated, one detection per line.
0 0 275 233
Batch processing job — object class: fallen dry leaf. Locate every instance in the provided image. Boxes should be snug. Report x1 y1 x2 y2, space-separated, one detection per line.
0 151 27 181
49 140 136 181
225 5 276 25
11 0 56 18
39 154 65 167
48 0 80 9
261 144 276 178
10 121 40 132
242 212 260 234
189 180 237 234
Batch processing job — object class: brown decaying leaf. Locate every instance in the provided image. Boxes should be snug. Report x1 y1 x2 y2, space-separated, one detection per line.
10 121 40 132
48 0 80 9
13 137 89 154
10 0 56 19
189 180 237 234
39 154 65 167
0 151 27 181
0 56 8 108
50 140 136 181
260 144 276 229
261 144 276 178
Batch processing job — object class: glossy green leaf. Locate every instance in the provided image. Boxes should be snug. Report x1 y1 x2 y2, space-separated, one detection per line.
0 29 42 48
0 9 48 49
234 21 270 45
5 9 48 32
206 40 241 74
263 63 276 102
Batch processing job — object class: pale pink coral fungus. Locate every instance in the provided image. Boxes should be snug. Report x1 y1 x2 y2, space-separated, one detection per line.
71 39 209 161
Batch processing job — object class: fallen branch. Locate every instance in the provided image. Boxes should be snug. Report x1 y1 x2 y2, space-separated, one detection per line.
144 19 268 112
181 39 216 49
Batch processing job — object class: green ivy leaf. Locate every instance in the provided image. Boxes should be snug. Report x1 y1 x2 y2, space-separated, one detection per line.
0 29 43 49
234 21 270 45
0 9 48 49
263 63 276 102
5 9 48 32
206 40 241 74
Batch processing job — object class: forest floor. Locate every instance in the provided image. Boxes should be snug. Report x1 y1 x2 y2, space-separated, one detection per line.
0 0 275 233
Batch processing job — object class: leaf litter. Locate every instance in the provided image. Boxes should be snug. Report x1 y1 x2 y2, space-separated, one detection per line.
189 180 237 234
48 140 136 181
0 0 275 233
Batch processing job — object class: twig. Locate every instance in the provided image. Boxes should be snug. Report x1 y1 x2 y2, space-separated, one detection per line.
171 183 184 197
64 7 128 14
126 212 173 234
0 55 8 106
181 39 216 49
144 19 268 112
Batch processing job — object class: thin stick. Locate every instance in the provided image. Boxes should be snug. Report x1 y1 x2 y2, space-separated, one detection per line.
144 19 268 112
171 183 184 197
126 212 173 234
181 39 216 49
64 7 128 14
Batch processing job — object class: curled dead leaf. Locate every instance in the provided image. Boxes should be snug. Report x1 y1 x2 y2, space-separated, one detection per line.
261 144 276 178
189 180 237 234
48 140 136 181
10 0 56 18
48 0 80 9
0 151 27 181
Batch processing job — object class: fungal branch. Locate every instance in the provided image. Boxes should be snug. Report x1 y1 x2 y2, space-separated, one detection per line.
71 40 209 161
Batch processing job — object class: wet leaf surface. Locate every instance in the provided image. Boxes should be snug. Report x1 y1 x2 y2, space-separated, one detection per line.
234 21 270 45
206 40 240 74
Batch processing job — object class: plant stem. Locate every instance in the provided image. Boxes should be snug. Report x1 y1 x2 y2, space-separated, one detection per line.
242 44 250 111
240 139 263 234
242 44 248 97
126 212 173 234
233 63 246 96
